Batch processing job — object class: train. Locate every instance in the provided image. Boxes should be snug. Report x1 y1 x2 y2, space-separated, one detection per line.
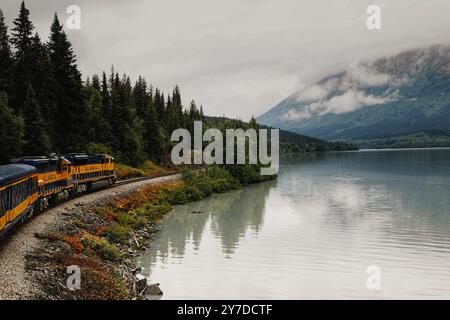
0 153 116 236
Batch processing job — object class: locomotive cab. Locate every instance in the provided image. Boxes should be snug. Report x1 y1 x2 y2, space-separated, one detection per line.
58 157 71 173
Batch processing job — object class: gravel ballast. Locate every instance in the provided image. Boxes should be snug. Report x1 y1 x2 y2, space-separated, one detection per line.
0 174 181 300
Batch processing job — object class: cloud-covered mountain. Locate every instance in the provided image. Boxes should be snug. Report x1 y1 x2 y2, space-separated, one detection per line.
257 45 450 148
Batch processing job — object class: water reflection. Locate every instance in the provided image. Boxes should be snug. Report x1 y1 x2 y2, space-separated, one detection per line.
137 148 450 299
138 181 276 274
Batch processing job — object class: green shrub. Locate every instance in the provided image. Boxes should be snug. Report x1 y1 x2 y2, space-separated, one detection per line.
139 160 159 173
142 201 173 217
116 212 147 229
86 238 122 261
164 185 204 204
225 164 276 185
182 169 196 184
106 224 131 244
195 179 213 196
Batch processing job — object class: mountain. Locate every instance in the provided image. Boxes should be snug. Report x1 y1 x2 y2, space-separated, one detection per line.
257 45 450 148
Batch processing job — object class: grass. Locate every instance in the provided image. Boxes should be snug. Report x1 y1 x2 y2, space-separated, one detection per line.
115 163 145 180
82 233 123 261
115 160 172 180
105 224 132 244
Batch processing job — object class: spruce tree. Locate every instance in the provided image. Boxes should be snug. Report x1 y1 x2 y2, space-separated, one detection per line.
101 71 110 120
83 84 112 146
0 9 13 97
200 105 205 120
29 33 57 138
0 93 23 164
10 1 35 113
153 88 166 123
133 76 148 119
108 72 145 165
47 13 86 152
144 104 166 164
92 74 100 91
172 85 184 126
22 84 51 155
109 73 122 152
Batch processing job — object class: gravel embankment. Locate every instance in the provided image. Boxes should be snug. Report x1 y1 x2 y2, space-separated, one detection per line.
0 174 181 300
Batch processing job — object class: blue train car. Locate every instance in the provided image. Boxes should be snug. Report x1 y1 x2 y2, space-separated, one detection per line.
0 164 39 235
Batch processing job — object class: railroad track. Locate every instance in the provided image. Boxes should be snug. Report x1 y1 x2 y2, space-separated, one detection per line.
0 171 182 240
114 171 180 187
55 170 182 206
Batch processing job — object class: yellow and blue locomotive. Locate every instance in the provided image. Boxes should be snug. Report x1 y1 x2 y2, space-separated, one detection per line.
65 153 116 193
0 153 116 236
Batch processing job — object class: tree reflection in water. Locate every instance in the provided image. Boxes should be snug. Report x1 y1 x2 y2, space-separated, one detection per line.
137 180 276 276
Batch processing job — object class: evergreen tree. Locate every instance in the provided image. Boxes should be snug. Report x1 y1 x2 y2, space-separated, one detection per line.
29 33 57 139
189 100 201 122
47 13 86 152
153 88 166 123
172 85 184 125
0 93 23 164
144 104 166 164
200 105 205 120
109 72 122 152
133 76 148 119
10 1 35 113
101 71 110 118
172 85 182 108
108 73 145 165
83 84 112 146
92 74 100 91
0 9 13 97
165 92 182 134
22 84 50 155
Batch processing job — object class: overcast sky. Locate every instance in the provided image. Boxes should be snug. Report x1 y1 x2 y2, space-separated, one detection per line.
1 0 450 120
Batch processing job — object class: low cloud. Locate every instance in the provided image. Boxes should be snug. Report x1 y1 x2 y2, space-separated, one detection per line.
285 61 398 120
284 88 394 120
294 84 330 102
295 64 394 103
346 64 393 87
319 89 392 115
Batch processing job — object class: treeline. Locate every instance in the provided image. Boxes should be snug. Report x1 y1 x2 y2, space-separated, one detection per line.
0 2 204 166
206 116 359 153
275 129 359 152
0 2 356 168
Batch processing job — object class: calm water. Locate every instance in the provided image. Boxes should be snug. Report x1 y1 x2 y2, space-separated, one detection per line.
136 148 450 299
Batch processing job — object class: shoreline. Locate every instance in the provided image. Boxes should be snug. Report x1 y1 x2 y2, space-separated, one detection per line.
2 166 268 300
0 173 181 300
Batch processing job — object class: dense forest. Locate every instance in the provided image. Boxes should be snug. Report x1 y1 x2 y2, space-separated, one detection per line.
0 2 356 167
0 2 207 166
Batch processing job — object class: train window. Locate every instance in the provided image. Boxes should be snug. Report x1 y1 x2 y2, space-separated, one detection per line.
0 190 5 215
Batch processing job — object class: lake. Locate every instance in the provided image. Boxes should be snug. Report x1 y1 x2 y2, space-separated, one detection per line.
136 148 450 299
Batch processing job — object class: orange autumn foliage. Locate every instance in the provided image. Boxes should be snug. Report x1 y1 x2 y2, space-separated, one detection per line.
95 226 108 236
63 236 84 252
114 181 182 211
